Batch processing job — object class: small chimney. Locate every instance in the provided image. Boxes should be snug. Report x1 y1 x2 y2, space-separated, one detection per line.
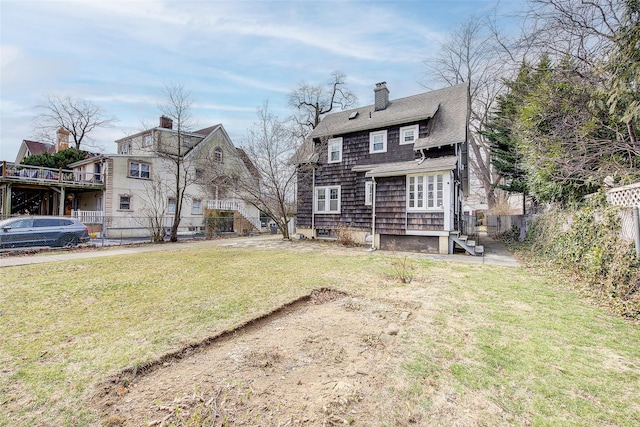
374 81 389 111
159 115 173 129
56 128 70 151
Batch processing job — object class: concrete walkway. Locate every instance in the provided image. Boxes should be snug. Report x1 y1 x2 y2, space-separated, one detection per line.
0 233 520 268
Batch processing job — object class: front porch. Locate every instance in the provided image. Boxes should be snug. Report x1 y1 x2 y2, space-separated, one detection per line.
1 162 104 218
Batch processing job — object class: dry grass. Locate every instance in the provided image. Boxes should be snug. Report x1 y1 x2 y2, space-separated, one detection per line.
1 242 640 426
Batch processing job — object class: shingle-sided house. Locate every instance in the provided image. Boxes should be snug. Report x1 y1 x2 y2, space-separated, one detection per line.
296 82 474 254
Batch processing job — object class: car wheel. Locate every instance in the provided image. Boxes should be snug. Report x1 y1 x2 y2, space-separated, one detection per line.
58 234 79 247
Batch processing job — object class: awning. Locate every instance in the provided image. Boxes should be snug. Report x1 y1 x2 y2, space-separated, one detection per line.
353 155 457 178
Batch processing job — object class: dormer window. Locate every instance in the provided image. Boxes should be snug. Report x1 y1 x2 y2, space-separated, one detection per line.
400 124 419 145
369 130 387 153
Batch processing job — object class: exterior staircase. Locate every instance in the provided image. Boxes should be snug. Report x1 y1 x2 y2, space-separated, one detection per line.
449 231 484 256
207 200 262 231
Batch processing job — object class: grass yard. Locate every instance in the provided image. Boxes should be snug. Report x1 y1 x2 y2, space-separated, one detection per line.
1 242 639 426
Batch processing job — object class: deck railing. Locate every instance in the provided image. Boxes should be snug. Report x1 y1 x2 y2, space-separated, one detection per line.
72 210 104 224
0 162 103 185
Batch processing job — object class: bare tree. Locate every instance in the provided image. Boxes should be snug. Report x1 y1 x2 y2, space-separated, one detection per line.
157 83 198 242
424 16 522 209
288 71 357 138
34 95 115 150
237 102 299 239
139 173 170 243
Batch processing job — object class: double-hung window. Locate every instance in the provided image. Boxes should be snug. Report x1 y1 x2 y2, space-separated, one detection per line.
119 143 131 154
119 195 131 210
192 199 202 215
214 148 223 163
129 161 150 179
315 185 341 213
167 198 176 214
369 130 387 153
407 173 444 211
399 124 419 145
328 137 342 163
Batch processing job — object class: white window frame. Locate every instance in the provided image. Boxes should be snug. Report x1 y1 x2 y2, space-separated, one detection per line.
314 185 341 214
119 195 132 211
128 161 150 179
119 142 131 155
369 130 387 153
192 199 202 215
399 124 419 145
328 137 343 163
167 197 176 214
407 173 444 211
214 147 223 163
365 181 373 206
142 134 152 147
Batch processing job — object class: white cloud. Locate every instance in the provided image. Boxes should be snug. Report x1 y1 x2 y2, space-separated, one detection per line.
0 0 512 161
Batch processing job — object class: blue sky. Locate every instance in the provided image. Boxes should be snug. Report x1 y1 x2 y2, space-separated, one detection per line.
1 0 521 161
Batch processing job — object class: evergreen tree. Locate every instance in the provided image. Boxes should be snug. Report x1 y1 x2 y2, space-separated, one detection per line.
22 148 88 169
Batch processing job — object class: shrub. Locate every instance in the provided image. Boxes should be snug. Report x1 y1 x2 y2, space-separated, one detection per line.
335 224 356 247
525 192 640 318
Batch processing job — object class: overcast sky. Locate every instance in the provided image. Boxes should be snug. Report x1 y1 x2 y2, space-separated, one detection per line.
1 0 522 161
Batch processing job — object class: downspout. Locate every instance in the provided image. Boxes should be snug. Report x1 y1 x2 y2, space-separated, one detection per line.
311 166 315 236
371 177 376 250
417 149 426 165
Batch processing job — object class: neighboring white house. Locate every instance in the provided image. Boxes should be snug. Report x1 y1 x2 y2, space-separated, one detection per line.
68 117 261 238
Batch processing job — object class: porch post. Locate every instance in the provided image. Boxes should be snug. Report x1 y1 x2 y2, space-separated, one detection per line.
443 171 452 232
1 184 11 218
59 187 66 216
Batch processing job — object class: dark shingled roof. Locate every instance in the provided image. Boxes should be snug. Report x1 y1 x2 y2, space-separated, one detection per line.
24 140 55 155
193 124 222 136
310 83 468 151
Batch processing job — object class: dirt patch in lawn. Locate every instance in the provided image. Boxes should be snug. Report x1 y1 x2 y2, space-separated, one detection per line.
91 288 428 426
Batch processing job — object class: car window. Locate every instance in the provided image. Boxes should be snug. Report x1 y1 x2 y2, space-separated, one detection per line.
6 219 33 229
60 219 74 226
34 218 61 227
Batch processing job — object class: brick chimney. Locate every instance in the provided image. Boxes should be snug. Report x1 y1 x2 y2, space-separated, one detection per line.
374 82 389 111
56 128 70 151
159 115 173 129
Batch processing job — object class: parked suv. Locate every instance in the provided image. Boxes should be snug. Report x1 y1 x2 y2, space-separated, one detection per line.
0 216 90 249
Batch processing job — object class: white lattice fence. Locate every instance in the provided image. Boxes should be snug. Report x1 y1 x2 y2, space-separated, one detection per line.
607 182 640 242
607 182 640 207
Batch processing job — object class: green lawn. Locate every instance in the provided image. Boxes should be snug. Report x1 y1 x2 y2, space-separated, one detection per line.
1 243 639 426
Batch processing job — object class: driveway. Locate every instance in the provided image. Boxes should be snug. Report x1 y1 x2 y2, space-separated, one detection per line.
0 233 520 268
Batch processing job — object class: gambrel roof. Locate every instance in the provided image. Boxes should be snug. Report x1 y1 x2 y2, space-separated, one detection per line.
310 83 468 151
